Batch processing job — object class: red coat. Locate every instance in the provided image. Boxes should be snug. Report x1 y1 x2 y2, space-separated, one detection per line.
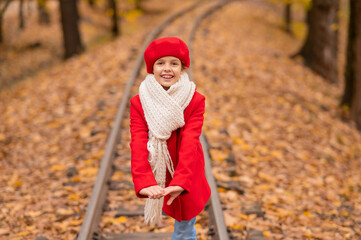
130 91 211 221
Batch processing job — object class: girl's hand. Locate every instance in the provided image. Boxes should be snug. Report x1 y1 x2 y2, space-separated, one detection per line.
163 186 184 205
139 185 164 199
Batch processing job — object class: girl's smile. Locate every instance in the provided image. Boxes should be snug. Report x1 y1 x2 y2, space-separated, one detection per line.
161 74 174 79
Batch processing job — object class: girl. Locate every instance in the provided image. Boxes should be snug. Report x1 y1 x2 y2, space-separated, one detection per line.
130 37 211 240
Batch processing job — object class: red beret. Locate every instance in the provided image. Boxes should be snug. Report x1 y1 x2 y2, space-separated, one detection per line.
144 37 190 73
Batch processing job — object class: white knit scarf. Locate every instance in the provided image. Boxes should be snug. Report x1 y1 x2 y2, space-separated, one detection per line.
139 72 196 224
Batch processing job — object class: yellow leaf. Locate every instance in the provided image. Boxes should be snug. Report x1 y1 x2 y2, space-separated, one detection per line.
68 194 79 201
263 231 271 237
266 196 279 204
80 167 98 177
26 225 36 231
26 210 42 217
211 119 222 126
341 211 349 216
237 213 249 220
240 144 251 151
113 216 127 223
277 208 295 218
331 23 338 31
69 219 83 226
233 137 245 145
51 164 66 171
217 187 227 193
304 233 313 238
270 150 283 159
17 231 29 236
293 104 302 112
302 211 314 218
257 184 274 191
258 172 276 183
300 154 310 160
277 97 285 104
46 120 63 129
71 177 80 183
92 150 105 159
103 216 114 224
256 145 269 155
230 224 243 230
194 223 202 231
247 157 259 164
12 180 22 187
57 208 74 215
111 171 124 181
209 149 228 162
0 133 5 141
85 159 93 165
155 225 174 232
124 9 142 22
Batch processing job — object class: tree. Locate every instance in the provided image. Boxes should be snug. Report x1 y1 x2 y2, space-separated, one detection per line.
88 0 96 7
19 0 25 29
284 0 292 34
38 0 50 24
295 0 340 83
108 0 119 36
135 0 144 10
341 0 361 129
59 0 83 59
0 0 11 43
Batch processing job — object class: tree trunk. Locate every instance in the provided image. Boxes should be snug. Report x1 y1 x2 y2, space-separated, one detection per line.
38 0 51 24
88 0 95 7
347 0 361 129
341 0 355 107
108 0 119 37
297 0 340 83
19 0 25 29
135 0 143 10
0 16 3 44
59 0 83 59
284 1 292 34
0 0 11 43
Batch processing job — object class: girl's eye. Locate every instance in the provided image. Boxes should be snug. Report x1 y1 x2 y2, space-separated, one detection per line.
156 62 163 65
172 62 179 66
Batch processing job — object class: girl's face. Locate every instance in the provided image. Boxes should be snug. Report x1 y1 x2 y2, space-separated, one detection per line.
153 56 184 90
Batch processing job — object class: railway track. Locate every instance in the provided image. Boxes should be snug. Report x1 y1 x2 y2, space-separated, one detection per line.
76 1 238 239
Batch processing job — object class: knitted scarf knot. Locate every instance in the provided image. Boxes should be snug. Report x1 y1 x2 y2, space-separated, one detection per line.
139 72 196 224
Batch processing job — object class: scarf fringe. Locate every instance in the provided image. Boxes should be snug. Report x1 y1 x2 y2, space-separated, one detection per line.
144 138 175 225
144 197 164 225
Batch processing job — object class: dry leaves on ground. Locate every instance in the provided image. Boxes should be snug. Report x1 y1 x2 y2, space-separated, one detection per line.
194 1 361 239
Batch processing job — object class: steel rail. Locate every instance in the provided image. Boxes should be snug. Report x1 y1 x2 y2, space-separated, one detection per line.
188 1 241 239
76 2 203 240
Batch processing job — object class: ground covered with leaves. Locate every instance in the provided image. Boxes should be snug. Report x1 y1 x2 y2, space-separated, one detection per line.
0 0 195 239
194 1 361 239
1 0 360 240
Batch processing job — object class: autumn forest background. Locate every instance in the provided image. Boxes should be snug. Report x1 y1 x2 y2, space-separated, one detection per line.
0 0 361 239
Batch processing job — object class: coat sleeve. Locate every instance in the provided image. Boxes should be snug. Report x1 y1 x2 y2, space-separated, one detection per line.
169 94 205 193
129 97 158 198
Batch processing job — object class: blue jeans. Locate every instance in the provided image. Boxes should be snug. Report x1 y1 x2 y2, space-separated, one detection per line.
172 217 197 240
